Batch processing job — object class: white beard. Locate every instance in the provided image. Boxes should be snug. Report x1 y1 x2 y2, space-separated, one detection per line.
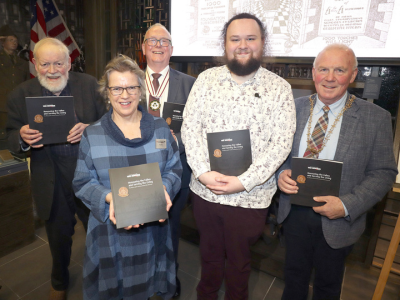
37 72 69 94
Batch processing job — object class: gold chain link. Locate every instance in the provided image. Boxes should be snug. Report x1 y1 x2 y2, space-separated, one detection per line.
306 94 355 155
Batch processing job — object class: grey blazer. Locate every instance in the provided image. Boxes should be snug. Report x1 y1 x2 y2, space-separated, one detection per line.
276 94 397 249
141 67 196 189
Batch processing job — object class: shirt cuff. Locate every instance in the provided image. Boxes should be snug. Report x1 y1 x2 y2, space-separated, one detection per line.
19 136 30 151
341 200 349 218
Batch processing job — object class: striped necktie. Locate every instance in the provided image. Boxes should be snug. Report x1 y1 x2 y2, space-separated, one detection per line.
303 105 330 158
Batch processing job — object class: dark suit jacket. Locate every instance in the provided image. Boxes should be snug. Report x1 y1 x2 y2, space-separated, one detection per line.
141 67 196 190
277 94 397 249
6 72 107 220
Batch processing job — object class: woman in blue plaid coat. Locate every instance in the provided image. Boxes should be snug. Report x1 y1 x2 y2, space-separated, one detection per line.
73 55 182 300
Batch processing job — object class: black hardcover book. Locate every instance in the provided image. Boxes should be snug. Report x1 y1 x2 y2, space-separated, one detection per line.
25 96 75 145
162 102 185 133
109 162 168 229
290 157 343 207
207 129 252 176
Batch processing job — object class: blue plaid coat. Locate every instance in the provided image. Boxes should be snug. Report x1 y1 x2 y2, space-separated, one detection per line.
73 107 182 300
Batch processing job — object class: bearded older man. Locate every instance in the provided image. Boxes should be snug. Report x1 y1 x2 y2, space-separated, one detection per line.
6 37 106 300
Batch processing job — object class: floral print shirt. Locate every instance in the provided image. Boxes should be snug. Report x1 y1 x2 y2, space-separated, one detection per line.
181 65 296 208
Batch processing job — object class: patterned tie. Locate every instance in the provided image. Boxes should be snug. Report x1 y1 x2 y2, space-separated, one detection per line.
303 105 330 158
148 73 161 117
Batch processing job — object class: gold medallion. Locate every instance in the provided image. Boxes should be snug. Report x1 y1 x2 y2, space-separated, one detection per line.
166 117 172 125
214 149 222 158
34 114 43 123
118 187 129 197
297 175 306 184
150 99 161 111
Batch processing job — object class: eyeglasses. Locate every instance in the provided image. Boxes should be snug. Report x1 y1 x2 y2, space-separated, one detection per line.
107 86 141 96
144 38 171 47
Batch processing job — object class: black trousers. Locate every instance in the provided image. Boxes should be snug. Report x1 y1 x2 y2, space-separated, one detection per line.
168 186 190 273
282 205 353 300
44 155 89 291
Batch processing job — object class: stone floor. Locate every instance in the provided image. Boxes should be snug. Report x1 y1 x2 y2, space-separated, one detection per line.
1 219 400 299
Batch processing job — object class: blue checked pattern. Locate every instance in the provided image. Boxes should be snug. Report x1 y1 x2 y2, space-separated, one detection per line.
304 106 330 158
73 109 182 300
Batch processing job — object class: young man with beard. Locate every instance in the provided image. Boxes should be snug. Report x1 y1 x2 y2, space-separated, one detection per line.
141 23 196 298
6 37 106 300
181 13 296 299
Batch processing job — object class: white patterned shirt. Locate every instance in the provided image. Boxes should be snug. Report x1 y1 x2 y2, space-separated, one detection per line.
181 65 296 208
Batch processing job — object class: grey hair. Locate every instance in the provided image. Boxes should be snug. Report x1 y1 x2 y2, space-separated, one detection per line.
33 37 69 61
98 54 145 100
143 23 172 45
313 43 358 70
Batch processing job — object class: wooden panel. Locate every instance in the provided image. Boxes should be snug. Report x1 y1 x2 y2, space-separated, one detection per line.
0 169 35 258
384 198 400 215
379 224 395 241
374 238 400 264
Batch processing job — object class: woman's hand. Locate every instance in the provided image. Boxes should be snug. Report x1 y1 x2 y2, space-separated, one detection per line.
159 186 172 223
106 192 141 230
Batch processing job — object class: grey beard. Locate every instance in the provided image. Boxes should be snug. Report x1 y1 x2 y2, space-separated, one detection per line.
37 72 69 94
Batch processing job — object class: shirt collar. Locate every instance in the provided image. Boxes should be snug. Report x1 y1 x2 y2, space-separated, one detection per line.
147 65 169 78
315 92 348 117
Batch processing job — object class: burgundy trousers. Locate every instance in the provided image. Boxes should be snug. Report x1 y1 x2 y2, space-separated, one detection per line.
191 192 268 300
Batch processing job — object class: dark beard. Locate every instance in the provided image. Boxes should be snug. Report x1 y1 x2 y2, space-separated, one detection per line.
226 56 261 77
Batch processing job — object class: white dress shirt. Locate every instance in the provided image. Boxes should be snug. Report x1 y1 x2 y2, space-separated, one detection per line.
145 65 170 117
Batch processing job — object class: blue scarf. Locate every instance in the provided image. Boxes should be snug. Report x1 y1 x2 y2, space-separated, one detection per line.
101 105 155 148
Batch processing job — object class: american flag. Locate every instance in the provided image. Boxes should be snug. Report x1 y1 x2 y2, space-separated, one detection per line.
29 0 81 78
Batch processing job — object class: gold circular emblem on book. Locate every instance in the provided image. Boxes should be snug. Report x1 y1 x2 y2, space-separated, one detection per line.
34 114 43 123
297 175 306 184
214 149 222 158
166 117 172 125
150 100 161 111
118 187 129 197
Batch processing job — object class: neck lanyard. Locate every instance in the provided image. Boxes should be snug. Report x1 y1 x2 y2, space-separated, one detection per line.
146 69 170 98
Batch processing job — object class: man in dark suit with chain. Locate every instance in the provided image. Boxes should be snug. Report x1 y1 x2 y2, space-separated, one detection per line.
276 43 398 300
141 23 196 298
6 37 106 300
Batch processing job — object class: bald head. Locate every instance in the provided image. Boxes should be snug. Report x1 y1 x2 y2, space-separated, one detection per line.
314 44 358 70
33 37 70 62
312 43 358 105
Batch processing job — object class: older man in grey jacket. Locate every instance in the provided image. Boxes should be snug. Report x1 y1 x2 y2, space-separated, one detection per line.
277 44 397 300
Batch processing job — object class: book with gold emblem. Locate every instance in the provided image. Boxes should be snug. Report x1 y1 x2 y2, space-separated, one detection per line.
162 102 185 133
25 96 75 145
108 162 168 229
290 157 343 207
207 129 252 176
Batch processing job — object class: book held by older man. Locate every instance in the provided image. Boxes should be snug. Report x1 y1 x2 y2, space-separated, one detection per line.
109 162 168 229
162 102 185 133
290 157 343 207
25 96 75 145
207 129 252 176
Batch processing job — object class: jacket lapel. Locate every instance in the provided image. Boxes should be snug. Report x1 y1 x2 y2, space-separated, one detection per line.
68 73 83 121
167 68 178 103
334 94 360 162
293 95 313 157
